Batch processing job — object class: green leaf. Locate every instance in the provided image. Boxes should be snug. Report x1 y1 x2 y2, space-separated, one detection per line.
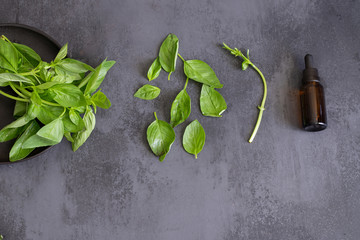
183 119 206 159
84 60 115 94
200 84 227 117
72 107 96 151
242 61 249 70
9 120 40 162
23 118 64 149
147 57 161 81
56 58 93 73
159 34 179 79
37 105 63 125
91 90 111 109
64 131 74 142
66 108 85 132
184 60 223 88
3 115 31 129
13 42 41 68
48 84 87 107
0 39 19 72
53 66 82 83
134 84 160 100
0 122 28 142
0 73 34 87
54 43 68 63
170 78 191 128
147 112 175 161
35 81 61 90
13 101 27 118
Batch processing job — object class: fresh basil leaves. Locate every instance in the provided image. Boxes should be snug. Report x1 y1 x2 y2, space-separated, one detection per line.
134 84 161 100
147 112 175 161
159 34 179 80
136 33 227 161
183 119 206 159
170 78 191 128
0 35 115 161
200 84 227 117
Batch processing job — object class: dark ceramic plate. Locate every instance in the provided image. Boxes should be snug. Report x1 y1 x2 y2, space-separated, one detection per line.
0 23 61 164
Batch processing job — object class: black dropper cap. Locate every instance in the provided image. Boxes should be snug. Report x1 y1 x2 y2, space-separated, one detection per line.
302 54 320 83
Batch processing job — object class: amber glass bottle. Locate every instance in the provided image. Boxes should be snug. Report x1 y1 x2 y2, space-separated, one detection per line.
300 54 327 131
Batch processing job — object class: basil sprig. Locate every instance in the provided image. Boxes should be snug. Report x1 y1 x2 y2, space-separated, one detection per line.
0 35 115 161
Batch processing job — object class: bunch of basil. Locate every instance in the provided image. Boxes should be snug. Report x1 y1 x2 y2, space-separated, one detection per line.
135 34 227 161
0 35 115 161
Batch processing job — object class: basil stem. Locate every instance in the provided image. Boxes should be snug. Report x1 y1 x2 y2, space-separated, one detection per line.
223 43 267 143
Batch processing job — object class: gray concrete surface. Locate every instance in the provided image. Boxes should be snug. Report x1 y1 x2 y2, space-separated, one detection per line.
1 0 360 239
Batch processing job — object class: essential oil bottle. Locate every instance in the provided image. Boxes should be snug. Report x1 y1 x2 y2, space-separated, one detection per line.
300 54 327 131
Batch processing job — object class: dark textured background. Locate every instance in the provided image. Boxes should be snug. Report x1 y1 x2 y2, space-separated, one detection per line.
1 1 360 239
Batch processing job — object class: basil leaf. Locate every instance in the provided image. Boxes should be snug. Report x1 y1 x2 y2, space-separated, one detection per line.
37 105 63 125
170 78 191 128
134 84 160 100
13 42 41 68
23 118 64 149
183 119 206 159
184 60 223 88
13 101 27 118
3 115 31 129
53 66 82 83
147 112 175 161
91 90 111 109
147 57 161 81
0 39 19 72
54 43 68 63
72 107 96 151
64 132 74 143
0 123 28 142
67 108 85 132
35 81 61 90
56 58 93 73
27 90 42 120
9 120 40 162
48 84 87 107
159 34 179 79
200 84 227 117
0 73 34 87
84 60 115 94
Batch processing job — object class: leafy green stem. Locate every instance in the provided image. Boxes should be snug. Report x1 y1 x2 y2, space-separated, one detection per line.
0 89 29 102
223 43 267 143
41 99 62 107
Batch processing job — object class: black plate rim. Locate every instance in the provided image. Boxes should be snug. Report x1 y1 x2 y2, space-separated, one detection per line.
0 23 61 165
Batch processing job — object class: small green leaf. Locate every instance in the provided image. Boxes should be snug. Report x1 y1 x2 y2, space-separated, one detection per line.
37 105 63 125
159 34 179 78
62 110 85 133
147 112 175 161
91 90 111 109
200 84 227 117
0 123 28 142
56 58 93 73
0 38 19 72
27 91 42 120
13 42 41 67
183 119 206 159
184 60 223 88
48 84 87 107
54 43 68 63
0 73 34 87
134 84 160 100
23 118 64 149
13 101 27 118
84 60 116 95
64 132 74 142
3 115 31 129
170 78 191 128
242 61 249 70
9 120 40 162
53 66 82 83
35 81 61 90
72 107 96 151
147 57 161 81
